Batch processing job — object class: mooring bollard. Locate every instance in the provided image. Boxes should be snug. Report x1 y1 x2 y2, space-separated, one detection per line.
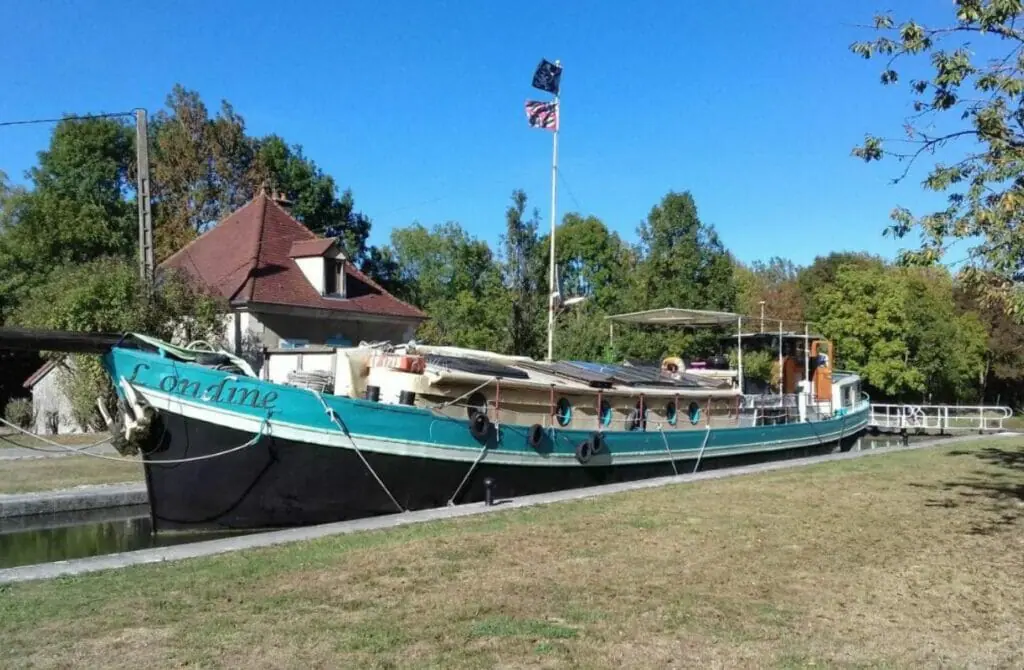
483 477 495 506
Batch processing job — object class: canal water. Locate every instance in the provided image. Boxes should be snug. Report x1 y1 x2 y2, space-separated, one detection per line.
0 433 949 570
0 506 250 570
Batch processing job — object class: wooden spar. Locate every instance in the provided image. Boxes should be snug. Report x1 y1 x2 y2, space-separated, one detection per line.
0 327 135 355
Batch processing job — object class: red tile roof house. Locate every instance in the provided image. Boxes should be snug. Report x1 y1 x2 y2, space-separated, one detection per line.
23 191 427 434
161 191 426 357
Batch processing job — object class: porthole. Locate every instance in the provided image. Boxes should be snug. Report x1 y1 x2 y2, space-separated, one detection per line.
599 400 612 427
688 401 701 425
666 402 677 426
555 398 573 427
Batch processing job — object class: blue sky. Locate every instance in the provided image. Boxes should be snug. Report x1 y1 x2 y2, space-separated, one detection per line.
0 0 956 266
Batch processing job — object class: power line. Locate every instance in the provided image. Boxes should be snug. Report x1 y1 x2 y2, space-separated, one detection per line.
0 111 137 129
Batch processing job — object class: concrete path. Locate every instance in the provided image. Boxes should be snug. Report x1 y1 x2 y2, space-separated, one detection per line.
1 431 1016 585
0 482 147 519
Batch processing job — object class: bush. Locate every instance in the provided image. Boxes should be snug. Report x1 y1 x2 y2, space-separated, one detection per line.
3 398 34 430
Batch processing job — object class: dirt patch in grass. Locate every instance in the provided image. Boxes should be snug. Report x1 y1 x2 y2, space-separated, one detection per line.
0 455 142 494
2 439 1024 668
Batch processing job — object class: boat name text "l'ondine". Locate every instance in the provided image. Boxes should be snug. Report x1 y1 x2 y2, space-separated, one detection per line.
128 363 279 410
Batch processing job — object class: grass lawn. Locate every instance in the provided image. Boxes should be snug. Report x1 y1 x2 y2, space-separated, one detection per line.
1003 413 1024 431
2 439 1024 668
0 455 143 494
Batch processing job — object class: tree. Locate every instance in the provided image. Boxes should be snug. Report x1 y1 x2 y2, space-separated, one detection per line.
902 268 987 401
534 212 636 361
359 245 407 300
151 86 237 257
852 2 1024 316
811 263 921 398
0 118 136 314
956 283 1024 404
613 191 736 362
735 256 805 328
501 190 542 357
253 135 372 261
808 259 988 401
549 212 634 311
633 191 735 312
386 221 509 351
150 85 373 263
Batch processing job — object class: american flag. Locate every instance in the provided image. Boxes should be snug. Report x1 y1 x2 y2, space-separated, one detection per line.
525 100 558 131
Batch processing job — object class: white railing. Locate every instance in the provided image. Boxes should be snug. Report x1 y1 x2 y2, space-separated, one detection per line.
868 404 1013 432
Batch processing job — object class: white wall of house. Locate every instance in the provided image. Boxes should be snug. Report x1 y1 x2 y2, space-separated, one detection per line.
223 308 418 373
295 256 326 294
294 247 346 297
30 365 82 435
254 312 415 349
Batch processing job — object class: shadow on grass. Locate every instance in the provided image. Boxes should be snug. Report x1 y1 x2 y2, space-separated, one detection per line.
912 444 1024 535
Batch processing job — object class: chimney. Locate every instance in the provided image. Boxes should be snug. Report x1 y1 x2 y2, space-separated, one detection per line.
272 191 293 210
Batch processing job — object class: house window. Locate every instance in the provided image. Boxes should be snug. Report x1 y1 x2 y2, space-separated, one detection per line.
324 259 345 297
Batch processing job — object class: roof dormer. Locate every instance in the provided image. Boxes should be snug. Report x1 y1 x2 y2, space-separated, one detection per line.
290 238 347 298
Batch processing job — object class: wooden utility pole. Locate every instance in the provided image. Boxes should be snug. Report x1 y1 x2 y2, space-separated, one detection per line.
135 109 154 285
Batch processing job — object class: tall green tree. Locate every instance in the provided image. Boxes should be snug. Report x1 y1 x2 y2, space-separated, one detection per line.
852 2 1024 317
550 212 633 311
534 212 636 361
808 260 987 401
613 191 736 362
150 85 373 263
633 191 735 312
253 135 371 261
501 190 542 356
956 283 1024 404
811 263 920 398
0 117 136 313
386 221 508 351
735 256 805 328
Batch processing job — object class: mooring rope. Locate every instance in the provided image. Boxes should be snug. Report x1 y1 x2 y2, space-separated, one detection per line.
804 412 827 446
447 439 493 507
692 424 713 474
0 415 269 464
432 377 496 411
312 391 405 513
657 426 679 477
0 430 115 454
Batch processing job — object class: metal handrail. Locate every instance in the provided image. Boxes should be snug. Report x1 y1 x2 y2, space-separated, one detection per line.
868 403 1013 431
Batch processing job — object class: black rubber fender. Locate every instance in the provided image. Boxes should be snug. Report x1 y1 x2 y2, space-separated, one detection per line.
469 412 492 441
526 423 545 449
589 432 603 454
575 436 597 464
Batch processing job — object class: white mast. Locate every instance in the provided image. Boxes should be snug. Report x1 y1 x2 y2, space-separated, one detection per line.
546 60 561 362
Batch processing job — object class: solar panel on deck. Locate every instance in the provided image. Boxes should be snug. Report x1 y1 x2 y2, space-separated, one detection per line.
567 361 704 388
425 354 530 379
518 360 615 387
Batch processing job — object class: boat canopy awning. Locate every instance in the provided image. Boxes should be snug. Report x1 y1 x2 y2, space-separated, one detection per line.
723 331 825 341
605 307 740 327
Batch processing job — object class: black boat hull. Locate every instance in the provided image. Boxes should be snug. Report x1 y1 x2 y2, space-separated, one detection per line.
142 411 855 531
